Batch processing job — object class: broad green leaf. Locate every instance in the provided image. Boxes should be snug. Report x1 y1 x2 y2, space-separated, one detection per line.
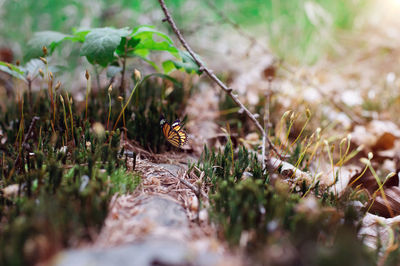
162 50 201 74
115 37 140 55
67 28 91 42
131 26 173 44
25 31 70 61
162 60 176 74
0 61 26 81
24 59 45 78
106 65 122 78
134 39 179 57
23 59 62 79
80 27 131 67
129 26 179 58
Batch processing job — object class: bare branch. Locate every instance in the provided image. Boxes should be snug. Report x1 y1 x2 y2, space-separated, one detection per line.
178 175 209 200
157 0 281 158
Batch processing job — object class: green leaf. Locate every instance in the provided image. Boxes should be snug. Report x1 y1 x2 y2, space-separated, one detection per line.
135 39 179 56
129 26 179 58
25 31 69 61
162 60 176 74
106 65 122 78
0 61 26 81
23 59 62 79
24 59 45 78
80 27 131 67
115 37 140 55
131 26 174 44
162 50 201 74
67 28 91 42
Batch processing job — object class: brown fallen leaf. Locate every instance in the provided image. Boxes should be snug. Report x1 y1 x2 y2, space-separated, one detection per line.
372 132 396 151
349 168 398 195
368 187 400 218
351 120 400 153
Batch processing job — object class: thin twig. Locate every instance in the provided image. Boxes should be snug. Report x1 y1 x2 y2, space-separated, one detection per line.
179 175 208 200
262 79 273 172
158 0 281 158
267 157 313 184
203 1 363 125
162 166 209 200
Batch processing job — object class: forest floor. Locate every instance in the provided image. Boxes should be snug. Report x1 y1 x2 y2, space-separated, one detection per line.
53 2 400 265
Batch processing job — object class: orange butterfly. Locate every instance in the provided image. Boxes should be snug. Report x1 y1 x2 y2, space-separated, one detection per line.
160 116 188 148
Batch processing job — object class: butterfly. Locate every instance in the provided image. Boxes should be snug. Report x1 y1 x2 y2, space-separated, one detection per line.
160 115 188 148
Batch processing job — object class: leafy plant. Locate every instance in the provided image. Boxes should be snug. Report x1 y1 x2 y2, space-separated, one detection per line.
19 25 199 94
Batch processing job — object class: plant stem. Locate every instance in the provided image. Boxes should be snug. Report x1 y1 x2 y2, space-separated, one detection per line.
66 92 74 145
107 92 112 130
112 81 141 131
85 72 91 120
112 73 161 132
119 40 128 95
27 78 32 112
13 116 39 174
60 95 68 143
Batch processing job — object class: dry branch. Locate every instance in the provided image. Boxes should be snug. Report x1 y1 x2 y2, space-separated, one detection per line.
267 157 313 184
202 0 364 125
157 0 281 159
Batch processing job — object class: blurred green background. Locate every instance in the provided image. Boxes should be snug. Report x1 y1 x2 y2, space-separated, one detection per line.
0 0 370 64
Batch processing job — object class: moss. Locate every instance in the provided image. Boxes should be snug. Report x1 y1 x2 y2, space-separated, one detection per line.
0 85 143 264
197 142 380 264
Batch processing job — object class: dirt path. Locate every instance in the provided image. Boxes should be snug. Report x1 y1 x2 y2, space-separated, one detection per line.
55 156 240 265
53 82 241 265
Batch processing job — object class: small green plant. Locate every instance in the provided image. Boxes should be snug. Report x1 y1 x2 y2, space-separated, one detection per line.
0 22 201 264
196 142 379 264
21 26 199 94
0 67 147 264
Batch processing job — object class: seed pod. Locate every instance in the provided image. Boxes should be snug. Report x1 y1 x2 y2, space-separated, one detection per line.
39 57 47 65
134 69 141 81
54 81 61 91
85 70 90 80
306 108 311 119
42 46 48 56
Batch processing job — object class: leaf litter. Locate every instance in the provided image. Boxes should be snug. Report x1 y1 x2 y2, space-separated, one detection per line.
99 5 400 262
6 1 400 264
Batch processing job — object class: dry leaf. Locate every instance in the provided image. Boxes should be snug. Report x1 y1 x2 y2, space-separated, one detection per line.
368 187 400 218
372 132 396 151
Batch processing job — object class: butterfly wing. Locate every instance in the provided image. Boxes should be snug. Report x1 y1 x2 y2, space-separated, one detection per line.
160 117 188 148
172 119 188 146
177 130 187 145
171 120 182 132
167 130 182 147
